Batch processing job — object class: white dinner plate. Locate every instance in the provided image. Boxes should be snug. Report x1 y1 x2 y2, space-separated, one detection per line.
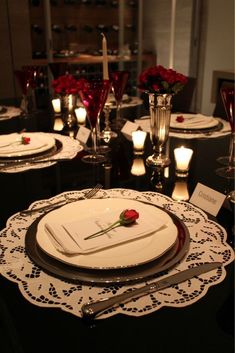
0 132 56 157
170 113 219 130
36 198 178 269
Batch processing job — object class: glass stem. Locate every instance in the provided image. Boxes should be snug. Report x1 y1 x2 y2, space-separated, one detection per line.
91 127 97 156
116 102 121 122
228 132 235 167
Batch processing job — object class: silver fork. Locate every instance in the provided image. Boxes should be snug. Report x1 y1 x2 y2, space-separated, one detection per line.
20 184 103 216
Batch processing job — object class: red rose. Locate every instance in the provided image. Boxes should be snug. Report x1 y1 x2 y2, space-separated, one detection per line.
138 65 188 94
84 208 139 240
176 115 184 122
119 209 139 225
21 136 31 144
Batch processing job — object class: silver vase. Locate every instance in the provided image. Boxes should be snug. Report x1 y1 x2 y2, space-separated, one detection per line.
146 93 172 168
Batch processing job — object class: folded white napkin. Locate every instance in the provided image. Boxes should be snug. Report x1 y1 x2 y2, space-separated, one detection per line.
0 133 49 154
45 209 166 255
170 114 218 129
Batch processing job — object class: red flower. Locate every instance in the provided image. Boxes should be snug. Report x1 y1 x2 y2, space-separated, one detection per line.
52 74 78 95
138 65 188 94
84 209 139 240
21 136 30 145
176 115 185 123
119 209 139 225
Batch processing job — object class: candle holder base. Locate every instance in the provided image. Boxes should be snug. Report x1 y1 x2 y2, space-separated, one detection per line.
146 154 171 168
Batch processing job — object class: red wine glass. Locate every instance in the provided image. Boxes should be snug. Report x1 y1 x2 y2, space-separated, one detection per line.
216 87 234 179
110 70 130 130
78 79 111 164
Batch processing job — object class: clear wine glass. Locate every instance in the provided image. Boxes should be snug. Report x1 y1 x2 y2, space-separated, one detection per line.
78 79 111 164
216 87 234 179
110 70 130 130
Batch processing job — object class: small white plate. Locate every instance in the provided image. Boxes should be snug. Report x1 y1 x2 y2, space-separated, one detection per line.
36 198 178 269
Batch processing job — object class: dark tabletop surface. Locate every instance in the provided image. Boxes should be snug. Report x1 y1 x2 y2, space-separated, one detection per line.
0 109 234 353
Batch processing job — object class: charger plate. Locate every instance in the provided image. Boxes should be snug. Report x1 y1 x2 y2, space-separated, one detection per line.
25 199 190 284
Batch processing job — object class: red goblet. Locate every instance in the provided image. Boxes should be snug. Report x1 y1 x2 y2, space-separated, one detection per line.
216 87 235 179
110 70 130 130
78 79 111 164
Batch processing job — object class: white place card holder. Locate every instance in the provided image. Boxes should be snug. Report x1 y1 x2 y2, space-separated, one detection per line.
190 182 226 216
75 125 90 145
121 121 140 139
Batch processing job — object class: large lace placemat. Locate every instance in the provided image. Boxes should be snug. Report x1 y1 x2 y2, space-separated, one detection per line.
0 133 82 173
0 188 233 319
135 117 231 139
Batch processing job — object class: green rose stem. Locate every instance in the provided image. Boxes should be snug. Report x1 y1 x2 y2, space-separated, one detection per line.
84 209 139 241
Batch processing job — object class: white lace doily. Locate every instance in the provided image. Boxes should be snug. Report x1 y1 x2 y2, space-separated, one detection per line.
135 117 231 139
0 188 233 319
0 133 82 173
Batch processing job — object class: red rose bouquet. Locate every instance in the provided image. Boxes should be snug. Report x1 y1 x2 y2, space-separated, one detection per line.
52 74 78 95
138 65 188 94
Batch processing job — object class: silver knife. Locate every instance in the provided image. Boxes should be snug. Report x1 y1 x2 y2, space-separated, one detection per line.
81 262 222 320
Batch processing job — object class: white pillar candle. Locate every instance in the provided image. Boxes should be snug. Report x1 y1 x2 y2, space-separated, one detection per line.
102 33 109 80
75 107 86 125
174 146 193 176
132 130 147 155
52 98 61 113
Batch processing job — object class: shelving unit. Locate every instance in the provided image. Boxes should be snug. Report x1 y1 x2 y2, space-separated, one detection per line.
0 0 156 103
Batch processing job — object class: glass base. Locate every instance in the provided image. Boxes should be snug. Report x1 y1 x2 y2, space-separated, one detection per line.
82 154 106 164
215 166 235 179
86 145 111 154
217 156 235 166
110 118 127 131
99 130 118 142
146 154 171 168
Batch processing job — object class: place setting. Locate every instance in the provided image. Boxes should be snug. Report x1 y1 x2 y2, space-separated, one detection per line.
0 187 233 319
0 105 22 121
0 131 83 173
135 113 231 139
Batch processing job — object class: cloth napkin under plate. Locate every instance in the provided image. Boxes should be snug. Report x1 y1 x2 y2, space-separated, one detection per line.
45 209 166 255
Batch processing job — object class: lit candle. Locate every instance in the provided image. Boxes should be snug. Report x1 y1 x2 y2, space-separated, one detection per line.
132 130 147 155
52 98 61 113
102 33 109 80
174 146 193 177
75 107 87 125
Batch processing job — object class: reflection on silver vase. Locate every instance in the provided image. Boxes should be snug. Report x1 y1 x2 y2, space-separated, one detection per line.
146 93 172 168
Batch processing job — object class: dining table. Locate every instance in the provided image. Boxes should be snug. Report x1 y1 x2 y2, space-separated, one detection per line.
0 107 234 353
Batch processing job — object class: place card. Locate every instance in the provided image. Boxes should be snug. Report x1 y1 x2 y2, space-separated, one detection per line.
75 125 90 145
189 183 226 216
121 120 140 139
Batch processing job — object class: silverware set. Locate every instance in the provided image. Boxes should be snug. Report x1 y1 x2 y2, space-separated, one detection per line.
20 183 103 215
81 262 222 320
